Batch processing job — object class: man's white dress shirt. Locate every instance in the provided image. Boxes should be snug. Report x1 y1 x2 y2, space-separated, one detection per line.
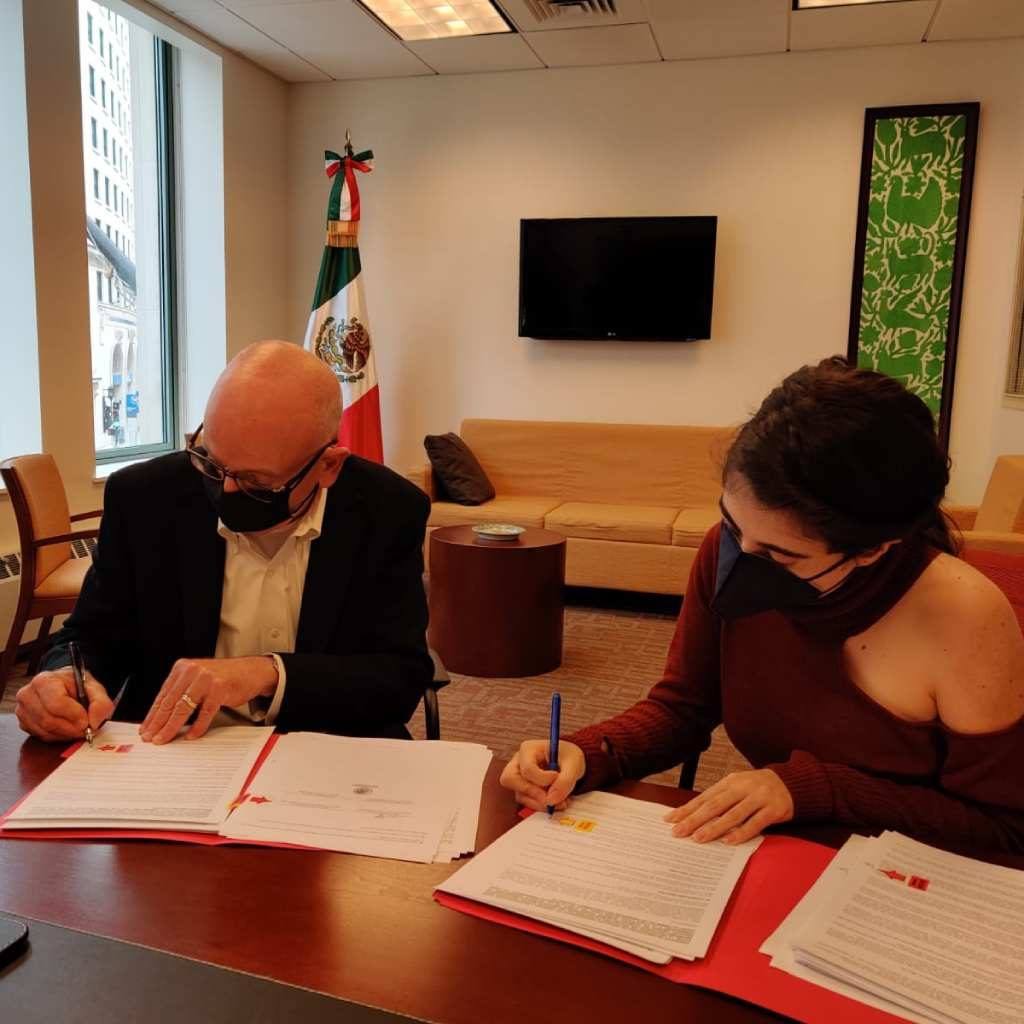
214 487 327 725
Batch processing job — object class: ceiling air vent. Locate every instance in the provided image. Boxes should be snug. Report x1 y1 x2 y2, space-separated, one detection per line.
499 0 645 31
527 0 618 18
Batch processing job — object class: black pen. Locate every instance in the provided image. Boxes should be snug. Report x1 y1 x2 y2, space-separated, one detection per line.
68 642 93 747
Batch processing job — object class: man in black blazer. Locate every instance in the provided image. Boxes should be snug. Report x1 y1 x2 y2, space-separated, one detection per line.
16 341 432 744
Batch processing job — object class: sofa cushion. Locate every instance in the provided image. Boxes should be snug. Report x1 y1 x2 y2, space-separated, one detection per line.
672 506 720 548
460 419 734 507
545 502 678 545
428 496 561 530
423 432 495 505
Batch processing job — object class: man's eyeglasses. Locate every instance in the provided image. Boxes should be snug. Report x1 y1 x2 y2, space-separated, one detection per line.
186 423 334 504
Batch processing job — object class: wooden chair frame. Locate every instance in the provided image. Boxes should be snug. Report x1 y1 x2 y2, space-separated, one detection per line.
0 459 102 693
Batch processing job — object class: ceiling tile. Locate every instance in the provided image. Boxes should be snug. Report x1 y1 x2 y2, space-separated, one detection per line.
524 23 661 68
499 0 649 33
648 0 788 61
240 47 333 81
790 0 936 51
161 4 330 79
928 0 1024 41
408 33 543 74
236 1 434 79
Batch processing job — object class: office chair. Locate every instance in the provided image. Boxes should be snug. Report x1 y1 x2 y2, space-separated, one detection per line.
423 647 449 740
0 455 102 694
678 760 698 791
962 547 1024 631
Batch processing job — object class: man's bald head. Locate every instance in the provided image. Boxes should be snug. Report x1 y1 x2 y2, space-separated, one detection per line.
203 341 343 481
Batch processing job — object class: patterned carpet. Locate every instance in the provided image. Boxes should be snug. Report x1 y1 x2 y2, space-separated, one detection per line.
0 597 751 792
407 595 751 790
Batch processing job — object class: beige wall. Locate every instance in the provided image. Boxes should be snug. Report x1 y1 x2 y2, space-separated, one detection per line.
286 40 1024 504
0 0 290 555
223 53 291 361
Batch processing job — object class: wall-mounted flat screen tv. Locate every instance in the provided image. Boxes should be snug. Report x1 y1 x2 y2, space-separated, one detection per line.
518 216 717 341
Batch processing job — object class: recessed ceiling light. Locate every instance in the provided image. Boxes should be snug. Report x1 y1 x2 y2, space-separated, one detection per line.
357 0 513 41
794 0 909 8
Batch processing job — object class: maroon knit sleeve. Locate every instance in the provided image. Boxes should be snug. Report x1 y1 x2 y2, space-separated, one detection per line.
769 717 1024 853
567 526 724 791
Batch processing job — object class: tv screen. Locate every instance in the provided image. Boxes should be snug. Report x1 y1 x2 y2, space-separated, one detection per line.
518 216 717 341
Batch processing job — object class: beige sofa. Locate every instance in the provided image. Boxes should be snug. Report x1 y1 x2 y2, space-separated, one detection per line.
945 455 1024 555
408 419 735 596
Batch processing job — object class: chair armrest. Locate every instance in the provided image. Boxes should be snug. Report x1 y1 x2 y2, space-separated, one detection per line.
34 528 100 547
402 464 437 502
960 530 1024 556
943 504 978 531
422 649 450 741
70 509 103 522
423 686 441 742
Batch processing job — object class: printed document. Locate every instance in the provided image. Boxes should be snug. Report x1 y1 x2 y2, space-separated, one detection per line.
5 722 270 832
438 789 761 960
4 727 491 864
766 830 1024 1024
218 732 491 863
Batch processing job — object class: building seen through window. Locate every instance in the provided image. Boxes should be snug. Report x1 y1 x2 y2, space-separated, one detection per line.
78 0 177 458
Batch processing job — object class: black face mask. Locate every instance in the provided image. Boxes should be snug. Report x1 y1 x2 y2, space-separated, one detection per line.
203 476 320 534
710 523 853 620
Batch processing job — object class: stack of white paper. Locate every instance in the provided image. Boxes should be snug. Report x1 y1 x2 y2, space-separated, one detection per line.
438 790 762 966
5 722 271 833
5 725 491 865
763 830 1024 1024
220 732 492 863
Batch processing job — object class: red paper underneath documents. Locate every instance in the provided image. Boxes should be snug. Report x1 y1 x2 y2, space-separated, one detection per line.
435 834 909 1024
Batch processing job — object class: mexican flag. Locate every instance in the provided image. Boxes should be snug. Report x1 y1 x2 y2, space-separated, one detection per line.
303 147 383 463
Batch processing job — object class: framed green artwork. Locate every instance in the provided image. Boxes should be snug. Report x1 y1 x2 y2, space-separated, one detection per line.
847 102 980 453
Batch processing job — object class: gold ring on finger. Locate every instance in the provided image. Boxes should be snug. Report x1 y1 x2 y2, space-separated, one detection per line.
179 693 199 711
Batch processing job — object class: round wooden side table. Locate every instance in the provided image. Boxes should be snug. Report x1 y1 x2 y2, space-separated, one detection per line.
427 525 566 678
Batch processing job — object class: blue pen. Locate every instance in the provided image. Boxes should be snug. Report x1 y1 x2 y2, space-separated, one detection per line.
546 692 561 815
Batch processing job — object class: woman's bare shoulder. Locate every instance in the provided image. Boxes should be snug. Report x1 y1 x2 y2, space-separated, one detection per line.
910 552 1011 619
906 552 1024 732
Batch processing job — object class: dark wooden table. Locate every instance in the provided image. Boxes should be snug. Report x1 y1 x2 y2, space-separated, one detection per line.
428 525 566 677
1 717 1019 1022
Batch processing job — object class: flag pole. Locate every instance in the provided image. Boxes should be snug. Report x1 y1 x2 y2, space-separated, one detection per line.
302 137 383 463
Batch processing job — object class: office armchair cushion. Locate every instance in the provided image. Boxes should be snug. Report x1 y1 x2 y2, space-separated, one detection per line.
424 433 495 506
6 454 74 586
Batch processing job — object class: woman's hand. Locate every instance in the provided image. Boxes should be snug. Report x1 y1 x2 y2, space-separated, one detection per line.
499 740 586 812
664 768 794 844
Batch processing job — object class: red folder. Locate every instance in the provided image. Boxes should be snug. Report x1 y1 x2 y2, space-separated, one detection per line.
435 834 909 1024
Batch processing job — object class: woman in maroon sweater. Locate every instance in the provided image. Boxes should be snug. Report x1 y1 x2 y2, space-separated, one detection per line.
500 359 1024 852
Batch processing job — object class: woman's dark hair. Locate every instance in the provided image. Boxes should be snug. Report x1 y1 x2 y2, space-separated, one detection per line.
723 357 958 555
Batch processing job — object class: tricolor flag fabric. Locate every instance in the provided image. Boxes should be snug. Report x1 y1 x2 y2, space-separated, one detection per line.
303 146 383 463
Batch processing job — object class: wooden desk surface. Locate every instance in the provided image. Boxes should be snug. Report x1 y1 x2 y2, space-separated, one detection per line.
0 715 993 1024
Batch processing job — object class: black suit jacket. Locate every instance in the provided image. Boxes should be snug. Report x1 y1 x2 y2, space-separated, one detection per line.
42 452 433 738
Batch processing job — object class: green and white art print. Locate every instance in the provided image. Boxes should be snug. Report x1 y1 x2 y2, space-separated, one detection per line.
848 103 979 452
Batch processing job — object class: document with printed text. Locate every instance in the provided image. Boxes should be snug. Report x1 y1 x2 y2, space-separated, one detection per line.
219 732 490 863
5 722 271 832
765 830 1024 1024
438 789 761 961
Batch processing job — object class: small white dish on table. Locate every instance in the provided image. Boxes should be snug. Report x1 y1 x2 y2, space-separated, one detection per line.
471 523 525 542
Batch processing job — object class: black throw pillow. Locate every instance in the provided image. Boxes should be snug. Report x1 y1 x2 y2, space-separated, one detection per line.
424 433 495 505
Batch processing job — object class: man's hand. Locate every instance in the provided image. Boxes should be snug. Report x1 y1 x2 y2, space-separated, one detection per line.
664 769 794 845
16 668 114 743
140 657 278 744
499 740 586 812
